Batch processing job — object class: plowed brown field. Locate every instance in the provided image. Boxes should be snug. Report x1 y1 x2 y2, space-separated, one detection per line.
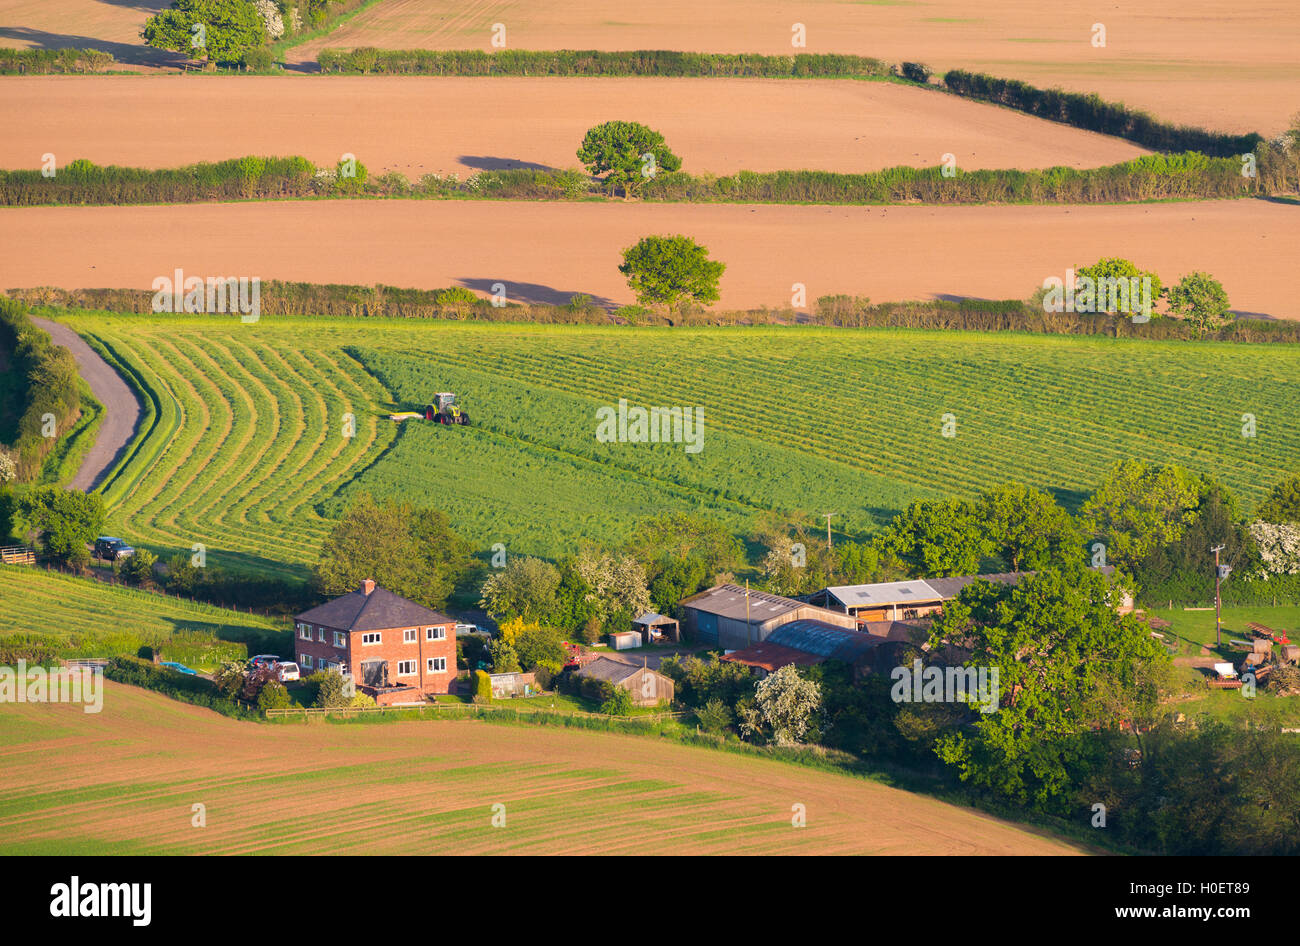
0 76 1147 175
287 0 1300 134
3 199 1294 317
0 682 1083 854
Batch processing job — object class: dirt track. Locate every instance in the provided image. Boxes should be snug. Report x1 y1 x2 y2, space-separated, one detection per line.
288 0 1300 134
29 316 140 491
3 199 1295 317
0 681 1084 855
0 76 1147 175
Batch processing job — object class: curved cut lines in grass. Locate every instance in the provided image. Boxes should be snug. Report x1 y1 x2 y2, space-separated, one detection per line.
78 322 395 581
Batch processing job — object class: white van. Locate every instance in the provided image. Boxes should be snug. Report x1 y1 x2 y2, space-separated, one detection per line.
275 662 301 682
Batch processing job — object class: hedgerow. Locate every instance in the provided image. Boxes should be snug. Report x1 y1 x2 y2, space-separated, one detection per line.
0 47 115 75
0 298 84 481
3 151 1290 208
317 48 892 78
942 69 1263 158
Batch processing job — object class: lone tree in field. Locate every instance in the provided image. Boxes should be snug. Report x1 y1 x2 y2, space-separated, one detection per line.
1167 271 1231 334
619 235 725 316
143 0 267 67
577 121 681 199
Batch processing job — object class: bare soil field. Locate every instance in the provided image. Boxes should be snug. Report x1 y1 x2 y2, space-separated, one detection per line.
289 0 1300 135
0 682 1083 854
0 76 1147 176
0 0 183 67
3 199 1294 317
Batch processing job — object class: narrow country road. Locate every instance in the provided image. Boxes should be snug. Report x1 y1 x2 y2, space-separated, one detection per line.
31 317 141 492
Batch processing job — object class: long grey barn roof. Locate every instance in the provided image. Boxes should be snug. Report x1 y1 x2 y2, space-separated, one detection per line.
296 585 453 632
766 620 880 662
681 584 808 621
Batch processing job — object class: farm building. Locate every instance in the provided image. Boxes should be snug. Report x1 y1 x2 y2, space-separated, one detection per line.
808 567 1131 623
722 619 882 678
293 579 456 705
573 657 674 707
632 612 680 644
680 584 856 651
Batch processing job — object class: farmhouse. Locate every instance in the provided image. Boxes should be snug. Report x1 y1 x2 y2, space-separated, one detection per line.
680 584 857 651
293 579 456 705
573 657 674 707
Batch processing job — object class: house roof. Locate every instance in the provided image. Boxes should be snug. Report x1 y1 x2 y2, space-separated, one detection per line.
680 584 807 622
765 620 881 663
295 583 453 632
822 580 944 609
721 643 823 672
574 656 647 684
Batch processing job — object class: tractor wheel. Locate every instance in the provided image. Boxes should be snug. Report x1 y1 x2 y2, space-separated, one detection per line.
435 413 449 424
459 412 471 426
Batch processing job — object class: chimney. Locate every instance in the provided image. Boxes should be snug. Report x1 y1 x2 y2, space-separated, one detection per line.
360 579 376 596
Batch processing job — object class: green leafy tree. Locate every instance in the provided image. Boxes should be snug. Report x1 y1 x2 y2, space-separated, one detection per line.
619 235 725 315
1167 271 1231 334
577 120 681 198
977 483 1081 571
878 499 992 577
473 669 492 703
927 565 1168 802
696 698 733 733
257 679 291 711
488 638 521 673
18 488 104 566
212 659 247 699
1079 460 1203 569
479 556 561 621
313 494 472 610
311 669 349 708
600 684 635 715
511 623 566 673
142 0 267 66
1256 472 1300 524
1074 257 1164 316
117 548 158 587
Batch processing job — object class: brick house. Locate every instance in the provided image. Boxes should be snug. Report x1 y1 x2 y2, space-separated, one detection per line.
293 579 456 705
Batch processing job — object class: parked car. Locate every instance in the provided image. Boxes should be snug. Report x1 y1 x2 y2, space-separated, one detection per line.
93 536 135 562
455 623 484 637
275 661 301 682
248 654 282 669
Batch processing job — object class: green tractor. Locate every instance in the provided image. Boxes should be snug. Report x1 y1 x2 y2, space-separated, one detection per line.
425 392 470 426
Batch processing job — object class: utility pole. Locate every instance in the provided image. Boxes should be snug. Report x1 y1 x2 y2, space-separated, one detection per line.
1212 545 1226 648
822 513 837 551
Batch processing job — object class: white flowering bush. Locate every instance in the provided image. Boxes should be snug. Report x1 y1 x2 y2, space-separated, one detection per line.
254 0 285 39
1249 520 1300 576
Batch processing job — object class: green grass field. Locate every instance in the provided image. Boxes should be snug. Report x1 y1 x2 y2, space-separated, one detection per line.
54 311 1300 577
0 567 286 666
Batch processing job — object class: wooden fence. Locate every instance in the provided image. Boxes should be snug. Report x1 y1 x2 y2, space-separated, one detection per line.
0 546 35 565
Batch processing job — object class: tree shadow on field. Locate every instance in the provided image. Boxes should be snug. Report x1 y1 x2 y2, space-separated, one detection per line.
456 277 619 310
458 156 559 173
96 0 170 12
1046 485 1091 515
0 26 188 67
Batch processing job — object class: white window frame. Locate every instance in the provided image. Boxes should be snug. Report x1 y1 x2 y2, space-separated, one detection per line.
426 626 445 641
403 628 417 644
396 660 416 677
317 627 326 642
299 625 311 640
334 631 347 648
300 654 314 668
427 657 446 674
361 632 381 645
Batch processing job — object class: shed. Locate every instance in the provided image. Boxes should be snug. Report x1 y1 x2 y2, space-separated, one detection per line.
573 657 674 707
489 671 536 699
632 612 680 644
609 631 641 651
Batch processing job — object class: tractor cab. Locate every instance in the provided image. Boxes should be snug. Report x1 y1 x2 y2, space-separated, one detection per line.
425 392 470 425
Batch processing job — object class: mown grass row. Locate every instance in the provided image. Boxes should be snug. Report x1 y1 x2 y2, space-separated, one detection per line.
0 566 283 664
4 151 1292 208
